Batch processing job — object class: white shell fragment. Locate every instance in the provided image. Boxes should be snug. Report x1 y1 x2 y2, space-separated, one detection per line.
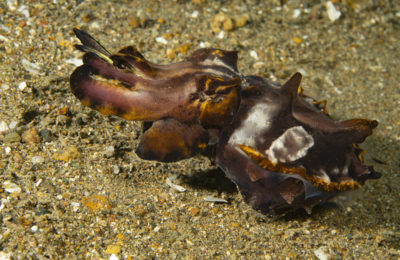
3 181 21 194
314 246 330 260
70 202 80 212
17 5 30 19
31 156 44 164
250 50 258 60
65 58 83 66
155 37 168 45
4 147 11 154
0 121 9 133
0 251 12 260
203 196 228 203
325 1 341 22
191 10 199 18
18 81 27 91
8 121 18 130
109 254 119 260
21 59 42 75
292 9 301 19
166 177 186 192
7 0 17 11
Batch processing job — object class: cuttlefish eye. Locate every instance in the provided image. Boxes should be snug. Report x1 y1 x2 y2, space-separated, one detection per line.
113 59 130 70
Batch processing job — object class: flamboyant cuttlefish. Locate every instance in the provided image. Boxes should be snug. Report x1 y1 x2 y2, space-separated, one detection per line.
70 28 380 214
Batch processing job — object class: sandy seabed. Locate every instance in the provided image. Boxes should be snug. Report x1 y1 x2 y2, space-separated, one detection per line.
0 0 399 259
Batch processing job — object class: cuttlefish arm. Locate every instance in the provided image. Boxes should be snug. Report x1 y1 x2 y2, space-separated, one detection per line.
136 118 209 162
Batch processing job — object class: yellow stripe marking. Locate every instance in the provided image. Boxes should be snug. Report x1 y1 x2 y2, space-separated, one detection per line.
239 144 361 192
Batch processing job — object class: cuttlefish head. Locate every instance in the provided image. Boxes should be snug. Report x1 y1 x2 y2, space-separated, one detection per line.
70 29 242 162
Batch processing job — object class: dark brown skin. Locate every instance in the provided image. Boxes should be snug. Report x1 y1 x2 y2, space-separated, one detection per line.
70 29 380 215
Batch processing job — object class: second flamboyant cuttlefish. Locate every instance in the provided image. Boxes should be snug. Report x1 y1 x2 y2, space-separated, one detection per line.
70 28 380 215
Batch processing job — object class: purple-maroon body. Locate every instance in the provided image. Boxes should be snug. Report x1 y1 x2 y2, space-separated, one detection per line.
70 29 380 215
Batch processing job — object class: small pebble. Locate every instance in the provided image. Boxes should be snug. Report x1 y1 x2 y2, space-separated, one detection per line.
104 145 115 158
199 42 209 48
71 202 80 212
105 244 121 254
31 156 44 164
223 18 234 31
5 147 11 154
89 21 101 30
8 121 18 130
1 83 10 90
53 145 81 161
22 128 41 144
211 12 226 33
292 37 302 44
112 165 120 174
211 12 236 33
13 152 23 163
18 81 27 91
0 121 9 133
153 226 161 232
39 129 52 142
167 48 176 59
216 31 225 39
189 207 200 216
82 195 111 213
234 15 248 28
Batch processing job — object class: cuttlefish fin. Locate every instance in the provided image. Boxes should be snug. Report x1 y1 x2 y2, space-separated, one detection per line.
279 73 378 144
136 118 209 162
